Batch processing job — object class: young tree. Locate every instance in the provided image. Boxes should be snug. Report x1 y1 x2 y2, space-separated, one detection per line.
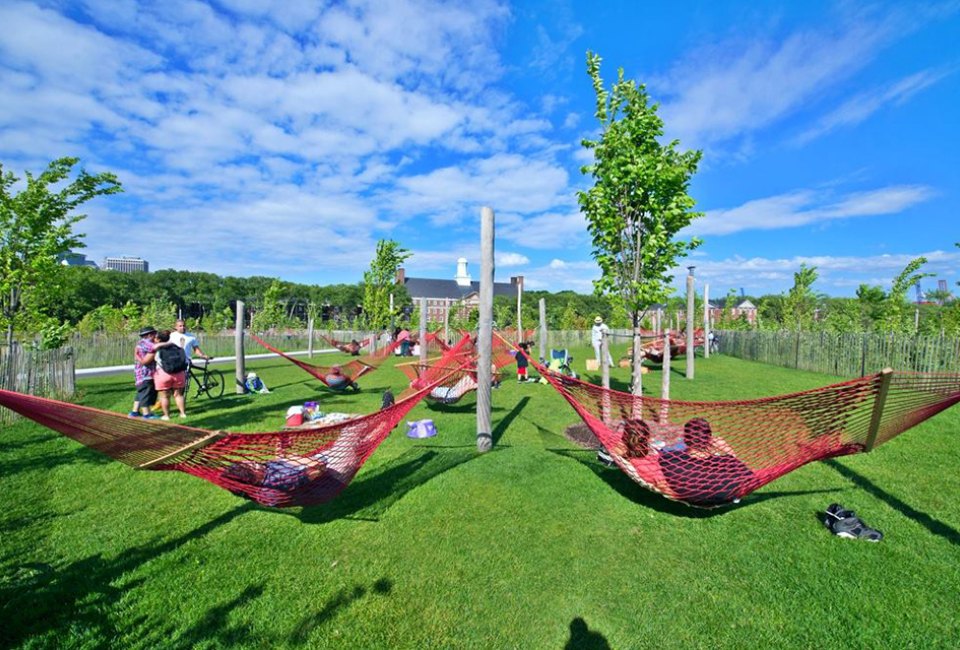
782 264 820 331
362 240 411 330
878 257 931 333
578 52 703 394
0 157 122 346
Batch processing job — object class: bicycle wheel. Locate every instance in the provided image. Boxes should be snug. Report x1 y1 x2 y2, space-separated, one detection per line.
202 369 226 399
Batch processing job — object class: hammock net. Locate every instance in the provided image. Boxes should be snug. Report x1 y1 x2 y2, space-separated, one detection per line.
0 357 469 508
250 333 394 387
515 339 960 507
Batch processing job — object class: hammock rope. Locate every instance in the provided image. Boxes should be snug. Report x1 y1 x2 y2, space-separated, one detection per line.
511 335 960 508
0 358 470 508
250 333 390 387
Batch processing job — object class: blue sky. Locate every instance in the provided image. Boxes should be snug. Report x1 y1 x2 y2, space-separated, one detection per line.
1 1 958 298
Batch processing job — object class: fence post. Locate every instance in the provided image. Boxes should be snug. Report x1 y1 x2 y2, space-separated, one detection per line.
860 333 868 377
307 316 315 358
685 267 695 380
660 329 671 424
865 368 894 451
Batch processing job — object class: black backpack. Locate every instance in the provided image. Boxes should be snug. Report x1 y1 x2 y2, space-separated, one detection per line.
158 345 188 373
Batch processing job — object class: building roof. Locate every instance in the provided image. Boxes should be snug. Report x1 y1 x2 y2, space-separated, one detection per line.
402 277 517 300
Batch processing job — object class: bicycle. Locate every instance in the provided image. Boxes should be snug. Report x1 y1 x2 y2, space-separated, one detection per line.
186 358 225 399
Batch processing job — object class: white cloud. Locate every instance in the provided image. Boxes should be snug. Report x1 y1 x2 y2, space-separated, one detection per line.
688 185 935 237
652 5 944 150
793 67 954 144
497 252 530 267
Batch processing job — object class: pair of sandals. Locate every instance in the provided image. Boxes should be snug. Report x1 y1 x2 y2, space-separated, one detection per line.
824 503 884 542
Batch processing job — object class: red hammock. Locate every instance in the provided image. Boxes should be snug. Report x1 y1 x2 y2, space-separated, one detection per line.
250 333 395 388
518 339 960 507
321 334 372 355
0 360 467 508
641 330 705 363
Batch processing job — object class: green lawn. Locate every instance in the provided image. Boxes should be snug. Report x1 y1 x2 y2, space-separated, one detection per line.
2 349 959 648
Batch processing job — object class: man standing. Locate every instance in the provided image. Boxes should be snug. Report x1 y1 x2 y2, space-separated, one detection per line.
170 319 211 367
130 326 159 418
591 316 614 366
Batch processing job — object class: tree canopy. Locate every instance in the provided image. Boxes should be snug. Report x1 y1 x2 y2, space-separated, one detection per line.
0 157 122 347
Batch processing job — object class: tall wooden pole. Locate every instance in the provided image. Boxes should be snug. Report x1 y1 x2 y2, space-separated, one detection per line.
703 284 710 359
419 296 428 366
660 328 671 423
538 298 547 363
477 207 495 453
444 299 450 345
686 267 695 380
307 315 315 358
516 276 523 343
601 332 611 423
235 300 246 394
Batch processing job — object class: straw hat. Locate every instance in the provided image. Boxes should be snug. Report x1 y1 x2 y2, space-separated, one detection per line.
594 316 603 324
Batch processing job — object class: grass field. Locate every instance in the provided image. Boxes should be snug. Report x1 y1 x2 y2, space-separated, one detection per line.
2 348 959 648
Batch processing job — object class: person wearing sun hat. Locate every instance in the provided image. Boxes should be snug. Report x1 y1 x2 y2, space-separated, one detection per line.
591 316 614 366
129 325 160 418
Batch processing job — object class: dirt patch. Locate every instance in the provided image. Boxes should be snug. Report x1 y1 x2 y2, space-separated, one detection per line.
564 422 600 449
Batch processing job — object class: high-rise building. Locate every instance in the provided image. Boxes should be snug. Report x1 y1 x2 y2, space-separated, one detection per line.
57 252 99 269
103 256 149 272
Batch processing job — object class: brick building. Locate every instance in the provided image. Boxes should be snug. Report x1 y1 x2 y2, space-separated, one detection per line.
397 258 521 322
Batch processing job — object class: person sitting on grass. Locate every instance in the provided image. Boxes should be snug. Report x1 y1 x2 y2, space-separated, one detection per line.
325 365 359 392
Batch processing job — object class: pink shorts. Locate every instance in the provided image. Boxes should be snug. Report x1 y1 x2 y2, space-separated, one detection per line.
154 367 186 390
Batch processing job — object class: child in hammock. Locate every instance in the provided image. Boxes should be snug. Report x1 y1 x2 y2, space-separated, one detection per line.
325 365 359 391
658 418 753 507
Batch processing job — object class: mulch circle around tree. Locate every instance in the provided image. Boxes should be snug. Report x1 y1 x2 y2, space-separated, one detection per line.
564 422 600 449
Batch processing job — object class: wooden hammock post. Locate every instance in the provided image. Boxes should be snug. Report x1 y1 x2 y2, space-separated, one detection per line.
477 206 495 453
686 266 695 380
660 328 671 424
419 296 428 367
703 284 710 359
601 332 611 423
235 300 246 394
865 368 894 452
516 275 524 344
443 299 450 346
538 298 547 363
307 315 315 359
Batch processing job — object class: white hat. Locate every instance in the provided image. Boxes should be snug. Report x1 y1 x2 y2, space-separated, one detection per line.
595 316 603 324
247 371 258 379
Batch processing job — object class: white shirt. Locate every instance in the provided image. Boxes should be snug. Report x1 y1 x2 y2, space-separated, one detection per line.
171 331 201 360
591 323 609 345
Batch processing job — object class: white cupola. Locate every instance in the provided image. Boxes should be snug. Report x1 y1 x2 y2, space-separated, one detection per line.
454 257 472 286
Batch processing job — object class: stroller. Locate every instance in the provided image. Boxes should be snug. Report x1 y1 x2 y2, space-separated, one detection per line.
546 349 578 379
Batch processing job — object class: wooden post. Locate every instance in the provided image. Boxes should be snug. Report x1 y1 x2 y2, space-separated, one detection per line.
307 315 315 358
601 332 611 423
516 276 523 343
703 284 710 359
419 296 428 366
443 299 450 346
538 298 547 363
389 293 395 333
865 368 894 452
235 300 246 394
660 328 671 423
686 267 695 380
477 207 495 452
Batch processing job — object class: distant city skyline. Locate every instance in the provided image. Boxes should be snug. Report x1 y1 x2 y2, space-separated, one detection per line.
2 1 958 298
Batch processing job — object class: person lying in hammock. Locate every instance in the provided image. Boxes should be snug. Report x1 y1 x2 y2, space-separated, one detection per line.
325 365 360 392
429 373 478 404
222 435 359 499
657 418 754 507
342 340 362 356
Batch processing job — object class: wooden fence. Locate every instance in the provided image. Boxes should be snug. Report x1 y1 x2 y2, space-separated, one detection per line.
716 330 960 376
0 345 76 424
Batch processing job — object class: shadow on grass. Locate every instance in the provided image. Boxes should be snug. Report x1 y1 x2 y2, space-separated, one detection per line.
823 458 960 546
0 446 113 481
289 578 392 645
565 617 611 650
0 502 257 649
291 445 484 525
492 396 530 446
